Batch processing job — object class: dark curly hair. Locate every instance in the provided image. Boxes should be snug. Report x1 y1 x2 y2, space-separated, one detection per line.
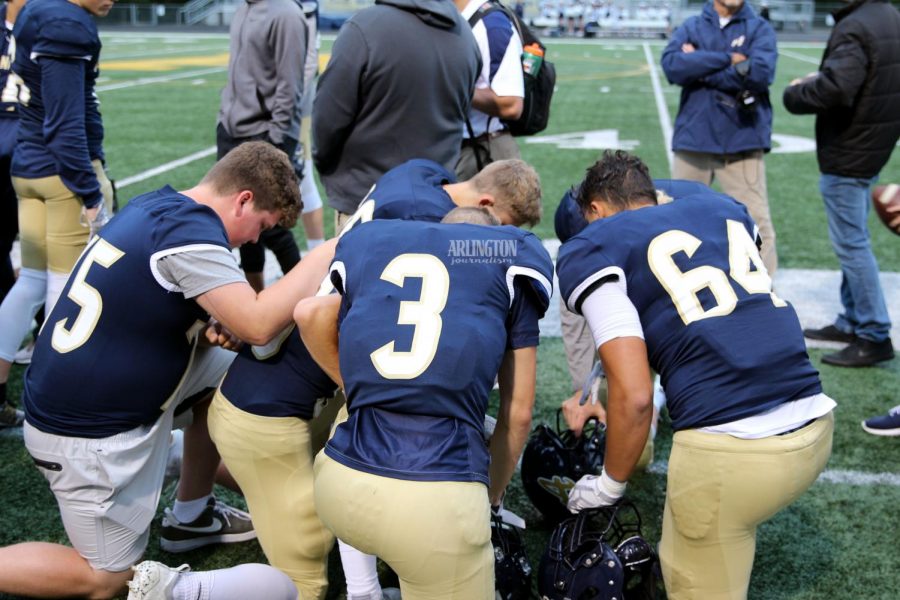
201 141 301 228
576 150 657 214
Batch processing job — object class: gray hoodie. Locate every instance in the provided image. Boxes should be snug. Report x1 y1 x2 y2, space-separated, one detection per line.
313 0 481 213
218 0 310 145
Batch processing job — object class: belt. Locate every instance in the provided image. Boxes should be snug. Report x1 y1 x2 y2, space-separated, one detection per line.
776 418 816 436
462 130 510 146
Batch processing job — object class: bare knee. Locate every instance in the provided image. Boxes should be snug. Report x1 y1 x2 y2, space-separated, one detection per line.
84 567 131 600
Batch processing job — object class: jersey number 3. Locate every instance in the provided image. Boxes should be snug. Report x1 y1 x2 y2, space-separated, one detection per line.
51 238 125 353
370 253 449 379
649 220 785 326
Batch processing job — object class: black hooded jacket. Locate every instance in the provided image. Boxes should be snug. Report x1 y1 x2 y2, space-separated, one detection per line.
783 0 900 178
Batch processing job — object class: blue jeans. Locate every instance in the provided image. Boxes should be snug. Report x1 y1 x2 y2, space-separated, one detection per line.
820 173 891 342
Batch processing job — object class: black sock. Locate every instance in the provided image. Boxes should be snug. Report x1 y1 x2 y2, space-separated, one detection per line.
0 382 6 406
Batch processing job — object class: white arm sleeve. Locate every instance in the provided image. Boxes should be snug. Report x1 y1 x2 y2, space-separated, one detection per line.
580 281 644 349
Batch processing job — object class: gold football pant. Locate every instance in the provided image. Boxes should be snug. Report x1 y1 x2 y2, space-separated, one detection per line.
208 390 344 600
314 453 494 600
14 159 112 273
660 412 833 599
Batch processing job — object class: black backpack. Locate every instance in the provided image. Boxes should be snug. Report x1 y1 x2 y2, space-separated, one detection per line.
468 1 556 136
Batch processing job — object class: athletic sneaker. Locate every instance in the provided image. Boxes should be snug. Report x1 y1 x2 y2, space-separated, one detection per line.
0 403 24 428
160 497 256 553
127 561 189 600
861 405 900 437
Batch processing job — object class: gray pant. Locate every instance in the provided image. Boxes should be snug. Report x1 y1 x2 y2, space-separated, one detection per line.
672 150 777 276
455 131 520 180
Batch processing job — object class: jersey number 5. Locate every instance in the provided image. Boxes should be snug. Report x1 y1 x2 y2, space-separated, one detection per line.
370 253 449 379
52 238 125 353
648 220 785 326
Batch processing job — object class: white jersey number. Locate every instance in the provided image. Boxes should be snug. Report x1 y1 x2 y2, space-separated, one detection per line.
370 253 449 379
648 220 785 326
51 239 125 353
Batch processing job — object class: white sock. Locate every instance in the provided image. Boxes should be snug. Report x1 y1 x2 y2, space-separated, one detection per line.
306 238 324 250
45 270 70 317
0 268 46 362
172 494 212 523
339 540 382 599
173 565 297 600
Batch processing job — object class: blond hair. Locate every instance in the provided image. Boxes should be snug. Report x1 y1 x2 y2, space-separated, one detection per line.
471 159 542 227
441 206 501 226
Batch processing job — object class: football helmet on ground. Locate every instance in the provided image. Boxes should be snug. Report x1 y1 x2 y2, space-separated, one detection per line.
521 411 606 523
538 500 660 600
492 512 533 600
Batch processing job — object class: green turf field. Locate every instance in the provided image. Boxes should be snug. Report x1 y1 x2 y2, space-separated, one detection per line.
1 31 898 599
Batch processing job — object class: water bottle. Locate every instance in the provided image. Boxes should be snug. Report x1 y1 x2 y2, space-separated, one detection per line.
522 43 544 77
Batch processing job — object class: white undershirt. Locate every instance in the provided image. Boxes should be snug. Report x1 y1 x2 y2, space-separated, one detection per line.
579 283 835 437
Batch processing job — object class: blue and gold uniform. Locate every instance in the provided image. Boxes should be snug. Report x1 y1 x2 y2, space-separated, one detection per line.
25 187 230 437
342 159 457 231
327 220 552 484
0 4 19 300
11 0 104 207
557 192 820 431
314 219 552 599
556 190 833 600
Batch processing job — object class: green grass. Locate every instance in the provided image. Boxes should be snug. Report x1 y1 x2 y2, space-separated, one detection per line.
1 32 898 599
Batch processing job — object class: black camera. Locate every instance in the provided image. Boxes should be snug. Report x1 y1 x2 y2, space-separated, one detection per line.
736 89 757 111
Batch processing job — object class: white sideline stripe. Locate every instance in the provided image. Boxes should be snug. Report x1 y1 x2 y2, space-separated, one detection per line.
779 48 821 65
643 42 674 172
96 67 225 93
117 146 217 189
646 460 900 487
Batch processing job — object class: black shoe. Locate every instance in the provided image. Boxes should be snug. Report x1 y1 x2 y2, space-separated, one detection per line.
822 338 895 367
803 324 857 344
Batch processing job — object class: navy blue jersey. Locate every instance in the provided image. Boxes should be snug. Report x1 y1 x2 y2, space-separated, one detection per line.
326 220 553 485
0 6 17 119
341 159 457 234
222 158 453 419
10 0 104 208
220 325 338 420
24 187 231 437
557 193 821 431
554 179 714 243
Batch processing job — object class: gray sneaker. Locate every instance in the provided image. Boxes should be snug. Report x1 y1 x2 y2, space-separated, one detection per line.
126 561 189 600
160 498 256 553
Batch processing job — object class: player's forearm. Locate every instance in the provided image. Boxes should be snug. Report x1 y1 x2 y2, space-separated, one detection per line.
294 295 343 388
488 348 536 504
599 338 653 482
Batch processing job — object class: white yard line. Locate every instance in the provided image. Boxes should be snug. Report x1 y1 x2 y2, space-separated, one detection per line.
116 146 217 188
779 48 821 65
96 67 225 93
643 42 674 172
